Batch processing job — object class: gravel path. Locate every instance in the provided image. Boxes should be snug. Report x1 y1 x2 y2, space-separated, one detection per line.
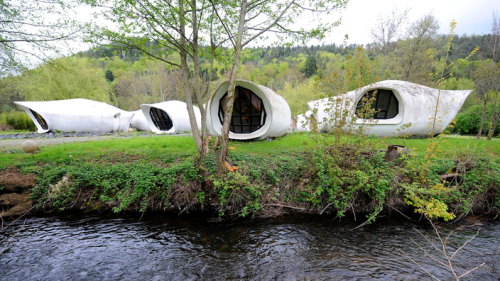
0 135 119 151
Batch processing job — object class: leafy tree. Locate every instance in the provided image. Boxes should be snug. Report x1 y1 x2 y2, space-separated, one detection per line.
15 57 113 103
390 13 439 85
105 69 115 82
302 55 318 78
83 0 222 156
0 0 78 75
211 0 348 165
486 11 500 140
370 7 410 80
474 11 500 140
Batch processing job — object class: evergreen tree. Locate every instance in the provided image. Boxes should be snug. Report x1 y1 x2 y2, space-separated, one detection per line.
302 55 318 78
105 69 114 82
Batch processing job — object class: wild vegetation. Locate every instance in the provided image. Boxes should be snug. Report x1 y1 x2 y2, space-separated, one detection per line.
0 134 498 222
0 1 499 223
1 12 499 136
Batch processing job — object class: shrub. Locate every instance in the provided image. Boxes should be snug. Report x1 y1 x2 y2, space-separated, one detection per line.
453 103 500 135
1 111 37 131
0 123 14 131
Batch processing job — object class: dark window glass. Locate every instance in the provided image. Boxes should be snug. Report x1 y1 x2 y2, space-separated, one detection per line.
149 107 173 131
218 86 266 134
30 109 48 130
356 89 399 119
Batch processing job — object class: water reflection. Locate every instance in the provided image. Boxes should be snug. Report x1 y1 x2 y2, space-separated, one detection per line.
0 213 498 280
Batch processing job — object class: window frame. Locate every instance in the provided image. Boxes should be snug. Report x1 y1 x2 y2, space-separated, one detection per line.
149 107 173 131
355 89 399 120
218 86 267 134
30 109 48 130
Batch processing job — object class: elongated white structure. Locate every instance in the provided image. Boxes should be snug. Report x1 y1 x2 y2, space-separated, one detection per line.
295 110 315 131
308 80 472 137
206 80 291 140
141 100 201 134
130 110 150 131
14 99 135 133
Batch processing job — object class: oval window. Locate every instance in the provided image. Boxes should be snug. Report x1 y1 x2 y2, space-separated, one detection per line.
356 89 399 119
218 86 267 134
30 109 48 130
149 107 173 131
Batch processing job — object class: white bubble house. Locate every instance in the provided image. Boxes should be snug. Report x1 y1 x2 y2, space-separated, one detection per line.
206 80 291 140
141 100 201 134
14 99 135 133
130 110 150 131
307 80 473 137
295 110 315 132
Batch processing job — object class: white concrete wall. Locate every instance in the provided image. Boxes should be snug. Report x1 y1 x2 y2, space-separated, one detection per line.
295 110 314 131
307 80 472 137
206 79 291 140
141 100 201 134
131 110 150 131
14 99 135 133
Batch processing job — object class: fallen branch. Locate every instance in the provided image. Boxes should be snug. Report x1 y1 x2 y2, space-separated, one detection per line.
349 207 382 231
384 203 413 221
400 216 485 280
0 219 26 256
266 204 306 211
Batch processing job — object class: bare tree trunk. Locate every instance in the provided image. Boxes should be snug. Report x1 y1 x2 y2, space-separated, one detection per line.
380 60 386 81
487 91 498 140
477 99 488 139
191 0 207 143
219 0 247 167
179 1 203 155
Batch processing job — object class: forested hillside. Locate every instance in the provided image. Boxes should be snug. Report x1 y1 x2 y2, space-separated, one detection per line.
1 12 499 136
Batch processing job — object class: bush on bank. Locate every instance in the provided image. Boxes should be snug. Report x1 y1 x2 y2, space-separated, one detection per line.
0 111 36 131
28 138 500 222
453 103 500 136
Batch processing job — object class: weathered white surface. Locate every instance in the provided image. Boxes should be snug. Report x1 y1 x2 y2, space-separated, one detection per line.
21 140 39 153
131 110 150 131
206 80 291 140
308 80 472 137
295 110 314 131
14 99 135 133
141 101 201 134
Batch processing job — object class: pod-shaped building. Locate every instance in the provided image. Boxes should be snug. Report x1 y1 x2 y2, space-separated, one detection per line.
307 80 472 137
14 98 135 133
130 110 151 131
295 110 316 132
206 80 291 140
141 100 201 134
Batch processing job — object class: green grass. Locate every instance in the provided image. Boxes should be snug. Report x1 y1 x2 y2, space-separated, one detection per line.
0 130 32 135
382 135 500 158
228 132 311 155
1 132 499 169
0 135 198 169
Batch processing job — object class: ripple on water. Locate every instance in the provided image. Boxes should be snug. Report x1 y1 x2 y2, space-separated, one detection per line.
0 214 498 280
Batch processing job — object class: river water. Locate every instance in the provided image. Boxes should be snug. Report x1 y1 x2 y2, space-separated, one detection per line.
0 213 499 280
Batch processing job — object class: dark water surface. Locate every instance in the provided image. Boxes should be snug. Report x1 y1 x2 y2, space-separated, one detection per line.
0 213 499 280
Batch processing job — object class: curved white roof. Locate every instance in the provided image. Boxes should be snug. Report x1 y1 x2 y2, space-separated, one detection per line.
308 80 472 137
141 100 201 134
131 110 150 131
15 98 134 133
206 79 291 140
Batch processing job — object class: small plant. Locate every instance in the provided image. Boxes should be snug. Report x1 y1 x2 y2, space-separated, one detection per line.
399 217 485 280
2 111 36 131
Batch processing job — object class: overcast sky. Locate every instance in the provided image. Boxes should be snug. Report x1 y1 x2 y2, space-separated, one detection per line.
323 0 500 45
68 0 500 53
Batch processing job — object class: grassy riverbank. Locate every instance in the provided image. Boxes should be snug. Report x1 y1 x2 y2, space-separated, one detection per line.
1 132 499 221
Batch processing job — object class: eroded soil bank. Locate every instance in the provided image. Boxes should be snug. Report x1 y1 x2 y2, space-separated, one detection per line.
1 143 499 223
